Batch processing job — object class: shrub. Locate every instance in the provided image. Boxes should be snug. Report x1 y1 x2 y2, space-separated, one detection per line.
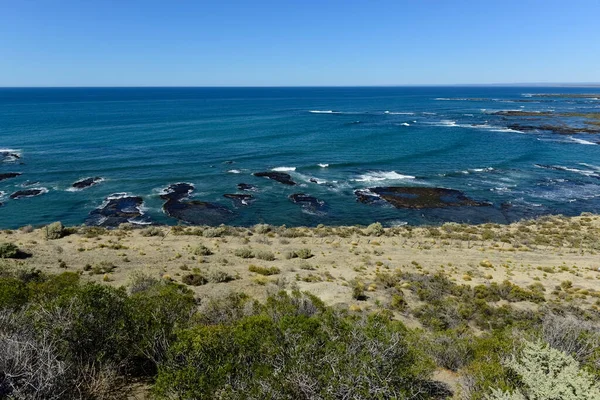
45 221 65 240
154 296 439 399
254 224 271 234
208 270 235 283
141 226 164 237
182 274 208 286
488 340 600 400
92 261 116 274
255 250 275 261
203 227 225 238
295 248 313 259
234 247 254 258
192 245 212 256
0 242 19 258
365 222 384 236
351 279 367 301
248 265 280 276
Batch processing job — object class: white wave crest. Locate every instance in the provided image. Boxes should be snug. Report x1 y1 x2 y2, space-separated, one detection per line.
272 167 296 172
400 122 410 127
354 171 416 182
568 137 597 145
318 163 329 168
309 110 340 114
385 111 415 115
227 169 242 173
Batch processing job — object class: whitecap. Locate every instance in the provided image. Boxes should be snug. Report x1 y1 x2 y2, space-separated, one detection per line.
568 137 597 145
400 122 410 127
227 169 242 174
354 171 416 182
318 163 329 168
309 110 340 114
385 111 415 115
272 166 296 172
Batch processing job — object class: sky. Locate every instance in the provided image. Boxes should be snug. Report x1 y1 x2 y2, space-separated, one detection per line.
1 0 599 86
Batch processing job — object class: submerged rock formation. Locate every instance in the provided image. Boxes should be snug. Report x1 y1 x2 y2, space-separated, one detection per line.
253 171 296 185
0 172 21 182
72 177 103 189
161 183 234 225
86 194 150 227
10 188 46 199
237 183 257 191
356 187 489 209
224 193 254 207
289 193 327 214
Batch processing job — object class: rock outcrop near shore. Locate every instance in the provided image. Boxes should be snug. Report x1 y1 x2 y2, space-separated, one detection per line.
10 189 46 199
253 171 296 185
356 186 489 209
161 183 234 225
86 195 149 227
0 173 21 182
72 177 103 189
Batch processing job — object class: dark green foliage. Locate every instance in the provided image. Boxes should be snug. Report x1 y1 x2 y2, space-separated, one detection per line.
0 277 29 309
248 264 280 276
0 242 19 258
154 292 438 399
182 273 207 286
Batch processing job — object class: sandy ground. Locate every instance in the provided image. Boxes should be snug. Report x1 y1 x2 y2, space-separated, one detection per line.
2 214 600 324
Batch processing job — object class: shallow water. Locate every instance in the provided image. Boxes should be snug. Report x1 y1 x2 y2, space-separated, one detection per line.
1 87 599 228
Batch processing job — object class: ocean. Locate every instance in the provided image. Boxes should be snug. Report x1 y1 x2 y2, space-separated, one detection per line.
1 86 599 229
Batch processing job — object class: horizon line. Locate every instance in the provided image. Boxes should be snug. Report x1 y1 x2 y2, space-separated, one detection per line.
1 82 600 89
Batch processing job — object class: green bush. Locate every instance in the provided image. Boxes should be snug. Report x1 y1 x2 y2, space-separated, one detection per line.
140 226 164 237
0 277 29 309
234 247 254 258
192 244 212 256
255 250 275 261
248 265 280 276
365 222 384 236
0 242 19 258
295 248 313 259
182 273 207 286
45 221 65 240
154 295 438 399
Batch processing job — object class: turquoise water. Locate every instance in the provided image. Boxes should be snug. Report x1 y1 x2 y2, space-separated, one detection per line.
1 87 599 228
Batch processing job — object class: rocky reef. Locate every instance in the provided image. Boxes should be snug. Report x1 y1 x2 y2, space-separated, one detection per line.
223 193 254 206
72 177 103 189
9 189 46 199
356 187 489 209
161 183 234 225
0 151 20 163
289 193 327 214
508 123 600 135
253 171 296 185
86 195 149 227
0 172 21 182
237 183 257 191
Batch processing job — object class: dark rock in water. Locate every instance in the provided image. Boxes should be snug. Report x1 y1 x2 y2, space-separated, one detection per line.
223 160 235 164
161 183 234 225
237 183 257 191
223 193 254 206
356 187 489 209
507 123 600 135
354 189 383 205
164 199 234 225
72 177 103 189
160 183 195 202
253 171 296 185
10 189 46 199
0 172 21 182
86 195 150 227
492 111 553 117
0 151 20 162
289 193 327 214
309 178 318 183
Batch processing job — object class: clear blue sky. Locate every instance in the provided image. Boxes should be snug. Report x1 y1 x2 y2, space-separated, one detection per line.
1 0 599 86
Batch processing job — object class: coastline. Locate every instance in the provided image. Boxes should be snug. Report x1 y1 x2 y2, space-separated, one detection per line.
3 213 599 318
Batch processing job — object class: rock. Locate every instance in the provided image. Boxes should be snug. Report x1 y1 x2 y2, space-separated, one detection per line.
356 187 489 209
0 172 21 182
289 193 327 214
253 171 296 185
161 183 234 225
0 151 20 162
354 189 382 205
508 123 600 135
160 183 195 202
237 183 257 191
10 188 47 199
72 177 103 189
223 193 254 206
86 194 150 227
492 111 553 117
